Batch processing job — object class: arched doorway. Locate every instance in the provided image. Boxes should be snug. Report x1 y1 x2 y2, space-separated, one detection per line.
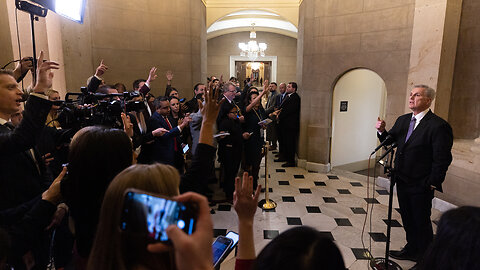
330 69 387 171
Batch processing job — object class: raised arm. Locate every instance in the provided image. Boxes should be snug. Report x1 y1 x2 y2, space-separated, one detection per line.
198 83 224 146
234 172 261 261
1 51 57 154
245 84 269 113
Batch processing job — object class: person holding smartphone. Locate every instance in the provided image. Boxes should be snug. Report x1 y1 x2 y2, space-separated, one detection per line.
87 84 224 270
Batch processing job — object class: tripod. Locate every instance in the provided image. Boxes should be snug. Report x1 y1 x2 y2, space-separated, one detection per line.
370 143 402 270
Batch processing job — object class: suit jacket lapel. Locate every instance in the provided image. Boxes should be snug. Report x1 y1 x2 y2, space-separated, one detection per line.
403 110 433 147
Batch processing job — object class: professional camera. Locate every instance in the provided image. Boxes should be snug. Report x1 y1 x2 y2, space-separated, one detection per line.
56 88 146 130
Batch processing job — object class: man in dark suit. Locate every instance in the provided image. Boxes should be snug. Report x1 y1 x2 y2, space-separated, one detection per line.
273 82 301 167
217 82 244 127
0 52 59 269
185 83 205 113
142 96 190 166
0 54 58 211
376 85 453 269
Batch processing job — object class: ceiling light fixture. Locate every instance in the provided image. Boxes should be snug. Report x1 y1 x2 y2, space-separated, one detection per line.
238 23 267 61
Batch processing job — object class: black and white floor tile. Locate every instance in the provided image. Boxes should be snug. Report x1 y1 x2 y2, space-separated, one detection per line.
209 154 442 270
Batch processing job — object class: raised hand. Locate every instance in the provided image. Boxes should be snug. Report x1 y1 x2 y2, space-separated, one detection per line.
376 117 386 133
42 166 67 204
234 172 261 222
166 70 174 82
33 51 59 93
198 82 224 124
95 59 108 77
147 67 158 85
121 113 133 138
233 172 261 260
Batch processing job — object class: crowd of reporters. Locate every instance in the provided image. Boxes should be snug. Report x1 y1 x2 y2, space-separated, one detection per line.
0 55 479 270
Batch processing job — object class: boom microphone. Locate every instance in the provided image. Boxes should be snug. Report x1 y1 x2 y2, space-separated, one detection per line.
371 134 394 155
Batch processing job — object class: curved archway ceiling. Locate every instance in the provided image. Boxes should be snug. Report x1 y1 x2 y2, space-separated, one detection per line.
207 10 298 39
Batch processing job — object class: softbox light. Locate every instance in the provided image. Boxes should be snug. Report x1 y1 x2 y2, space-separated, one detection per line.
31 0 86 24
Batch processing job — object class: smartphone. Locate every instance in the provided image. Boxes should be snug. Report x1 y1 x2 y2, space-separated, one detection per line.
212 236 233 268
120 188 197 243
182 144 190 154
225 231 239 247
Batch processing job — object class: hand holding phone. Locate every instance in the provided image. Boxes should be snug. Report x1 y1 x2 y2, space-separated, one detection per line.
120 189 197 243
212 236 233 267
212 231 239 268
147 192 214 270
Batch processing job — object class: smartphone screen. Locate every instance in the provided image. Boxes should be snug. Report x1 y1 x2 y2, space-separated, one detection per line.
120 189 197 242
225 231 239 247
183 144 189 154
212 236 233 267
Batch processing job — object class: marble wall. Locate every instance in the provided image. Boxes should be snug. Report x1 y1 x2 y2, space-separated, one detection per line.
0 0 14 69
449 0 480 139
207 31 297 85
60 0 206 98
297 0 415 164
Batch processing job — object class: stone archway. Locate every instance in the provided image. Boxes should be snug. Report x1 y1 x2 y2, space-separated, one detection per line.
330 69 387 170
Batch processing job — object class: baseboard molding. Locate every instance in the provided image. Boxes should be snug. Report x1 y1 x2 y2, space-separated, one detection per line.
377 177 457 212
298 159 331 173
333 159 370 172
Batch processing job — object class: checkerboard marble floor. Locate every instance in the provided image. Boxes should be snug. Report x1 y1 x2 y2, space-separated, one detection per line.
209 152 443 270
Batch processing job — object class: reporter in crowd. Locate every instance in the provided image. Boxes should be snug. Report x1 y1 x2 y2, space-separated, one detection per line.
242 87 269 189
185 83 205 114
217 102 247 202
0 51 61 269
87 86 224 270
0 50 58 211
418 206 480 270
86 164 181 270
60 126 133 269
45 89 61 128
140 96 191 167
169 96 188 173
2 168 67 268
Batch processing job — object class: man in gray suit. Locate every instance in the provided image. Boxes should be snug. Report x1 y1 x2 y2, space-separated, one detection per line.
264 81 279 150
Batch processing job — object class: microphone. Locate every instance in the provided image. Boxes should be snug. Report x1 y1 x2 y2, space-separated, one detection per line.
377 141 398 162
20 92 30 102
371 134 394 155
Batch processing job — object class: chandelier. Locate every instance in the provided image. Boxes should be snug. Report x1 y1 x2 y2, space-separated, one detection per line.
238 23 267 61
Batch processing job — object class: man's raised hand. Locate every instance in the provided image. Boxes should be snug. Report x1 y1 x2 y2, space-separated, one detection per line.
376 117 386 133
95 59 108 77
147 67 158 85
166 70 173 82
33 51 59 93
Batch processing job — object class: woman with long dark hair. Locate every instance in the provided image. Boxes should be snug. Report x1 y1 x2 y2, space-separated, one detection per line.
61 126 133 269
242 87 269 189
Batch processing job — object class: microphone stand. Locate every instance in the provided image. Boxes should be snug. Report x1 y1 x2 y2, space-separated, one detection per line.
370 143 402 270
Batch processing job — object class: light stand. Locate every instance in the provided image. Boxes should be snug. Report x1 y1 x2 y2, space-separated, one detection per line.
370 143 402 270
15 0 48 82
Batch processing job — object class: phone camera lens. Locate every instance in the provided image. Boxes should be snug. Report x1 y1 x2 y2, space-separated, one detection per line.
177 219 185 229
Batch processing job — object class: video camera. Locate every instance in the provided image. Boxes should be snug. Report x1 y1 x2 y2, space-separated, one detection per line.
55 87 146 130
